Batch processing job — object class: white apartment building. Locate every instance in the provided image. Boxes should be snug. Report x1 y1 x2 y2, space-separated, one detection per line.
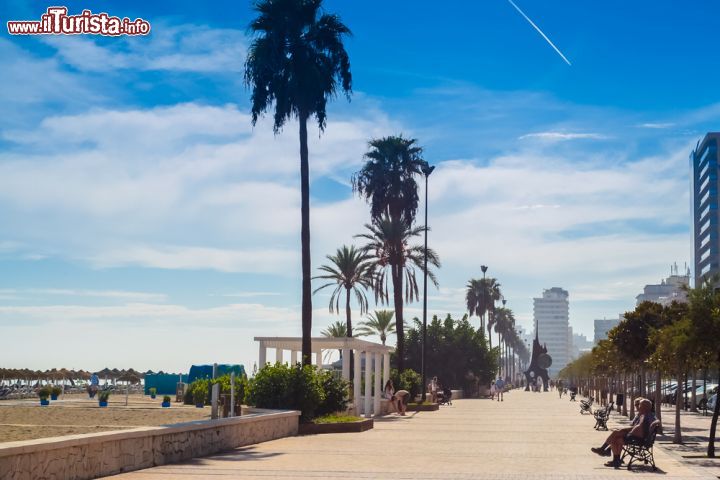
533 287 570 377
636 264 690 306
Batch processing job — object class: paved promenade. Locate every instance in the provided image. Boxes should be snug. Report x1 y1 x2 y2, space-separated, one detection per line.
112 390 715 479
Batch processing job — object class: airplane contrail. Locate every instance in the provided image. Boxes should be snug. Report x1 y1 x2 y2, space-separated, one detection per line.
506 0 572 66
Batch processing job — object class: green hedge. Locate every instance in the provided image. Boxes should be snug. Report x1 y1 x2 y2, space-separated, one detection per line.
183 364 348 421
246 363 348 421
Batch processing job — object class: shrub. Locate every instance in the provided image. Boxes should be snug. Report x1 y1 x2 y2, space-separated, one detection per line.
149 387 157 396
163 395 171 403
315 370 349 417
391 368 422 400
213 374 247 402
191 379 209 405
246 363 323 421
38 386 51 400
51 386 62 397
98 390 110 402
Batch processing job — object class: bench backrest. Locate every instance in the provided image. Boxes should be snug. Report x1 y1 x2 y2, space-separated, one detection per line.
644 420 661 447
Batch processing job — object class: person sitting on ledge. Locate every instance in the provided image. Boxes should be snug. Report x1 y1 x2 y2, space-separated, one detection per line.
383 379 395 411
592 398 655 469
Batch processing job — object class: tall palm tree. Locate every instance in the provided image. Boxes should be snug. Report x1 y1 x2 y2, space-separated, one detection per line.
356 310 396 345
245 0 352 366
321 320 349 362
313 245 373 337
352 136 427 226
466 277 502 341
493 307 515 379
356 216 440 370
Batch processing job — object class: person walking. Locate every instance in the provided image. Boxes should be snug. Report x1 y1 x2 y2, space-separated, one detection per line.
495 376 505 402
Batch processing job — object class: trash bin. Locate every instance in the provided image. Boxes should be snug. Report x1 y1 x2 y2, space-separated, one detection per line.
616 393 624 411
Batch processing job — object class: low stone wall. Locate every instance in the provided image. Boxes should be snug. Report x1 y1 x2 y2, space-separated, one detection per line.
0 408 299 480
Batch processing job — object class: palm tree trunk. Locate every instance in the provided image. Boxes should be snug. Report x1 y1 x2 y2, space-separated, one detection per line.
299 112 312 366
345 287 352 337
392 263 405 371
487 311 492 349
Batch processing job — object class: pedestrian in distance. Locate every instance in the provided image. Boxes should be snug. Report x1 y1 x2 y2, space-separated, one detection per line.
429 376 438 403
495 376 505 402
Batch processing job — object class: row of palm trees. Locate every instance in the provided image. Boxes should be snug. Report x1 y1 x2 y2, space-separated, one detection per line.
245 1 442 368
245 0 528 377
465 276 530 379
314 136 441 370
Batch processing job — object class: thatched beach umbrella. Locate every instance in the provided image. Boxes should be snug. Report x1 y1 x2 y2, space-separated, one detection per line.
98 368 114 384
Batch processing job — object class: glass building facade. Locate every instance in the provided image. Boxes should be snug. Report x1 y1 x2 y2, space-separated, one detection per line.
691 133 720 286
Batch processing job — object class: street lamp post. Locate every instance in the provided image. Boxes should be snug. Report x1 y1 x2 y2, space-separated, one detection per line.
421 164 435 403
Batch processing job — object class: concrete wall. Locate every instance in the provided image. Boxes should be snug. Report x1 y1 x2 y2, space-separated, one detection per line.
0 409 299 480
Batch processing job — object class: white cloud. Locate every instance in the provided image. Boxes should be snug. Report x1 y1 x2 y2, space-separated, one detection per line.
519 131 608 141
85 244 297 274
215 292 283 298
41 24 247 73
637 122 675 129
0 288 166 302
0 101 396 274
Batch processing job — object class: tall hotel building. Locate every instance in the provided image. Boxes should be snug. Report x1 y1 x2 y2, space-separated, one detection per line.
533 287 570 377
691 133 720 286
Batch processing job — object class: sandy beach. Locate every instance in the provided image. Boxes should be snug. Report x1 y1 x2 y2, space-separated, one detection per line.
0 394 212 443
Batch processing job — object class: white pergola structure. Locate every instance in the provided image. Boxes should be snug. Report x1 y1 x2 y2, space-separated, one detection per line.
254 337 394 417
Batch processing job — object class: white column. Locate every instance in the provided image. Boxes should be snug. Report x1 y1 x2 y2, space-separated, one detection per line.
364 352 372 418
341 349 350 381
383 353 390 390
292 350 299 365
275 347 283 364
258 341 267 367
373 352 382 415
353 348 362 415
315 350 323 368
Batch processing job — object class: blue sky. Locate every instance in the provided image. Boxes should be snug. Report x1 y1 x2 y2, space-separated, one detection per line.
0 1 717 372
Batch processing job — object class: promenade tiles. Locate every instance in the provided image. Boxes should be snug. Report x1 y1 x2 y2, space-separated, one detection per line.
112 390 715 479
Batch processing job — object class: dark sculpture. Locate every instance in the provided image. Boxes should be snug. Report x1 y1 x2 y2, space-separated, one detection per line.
524 332 551 391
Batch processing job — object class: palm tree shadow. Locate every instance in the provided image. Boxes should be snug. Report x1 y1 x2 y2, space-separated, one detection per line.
185 446 283 464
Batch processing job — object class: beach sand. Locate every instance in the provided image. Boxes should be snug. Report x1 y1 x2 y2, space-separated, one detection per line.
0 394 212 443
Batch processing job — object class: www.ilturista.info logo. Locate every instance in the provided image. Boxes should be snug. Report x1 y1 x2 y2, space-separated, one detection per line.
7 6 151 36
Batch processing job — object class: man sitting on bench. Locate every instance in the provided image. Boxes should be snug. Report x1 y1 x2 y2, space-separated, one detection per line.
591 398 655 469
591 398 642 456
